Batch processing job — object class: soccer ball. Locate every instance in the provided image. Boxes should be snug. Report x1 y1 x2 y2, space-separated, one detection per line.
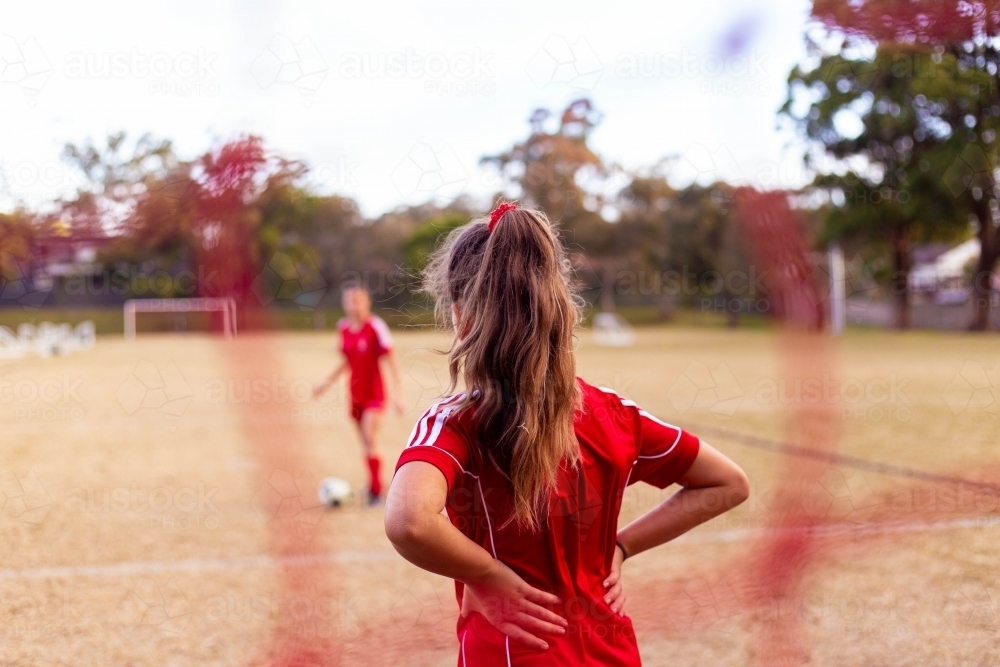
318 477 352 507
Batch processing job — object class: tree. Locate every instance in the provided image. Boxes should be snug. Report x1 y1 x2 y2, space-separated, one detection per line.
618 168 755 324
402 213 468 273
809 0 1000 329
783 41 972 328
61 132 177 234
0 209 39 307
482 99 621 310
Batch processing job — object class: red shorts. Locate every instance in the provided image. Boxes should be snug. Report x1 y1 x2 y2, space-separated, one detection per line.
350 400 384 422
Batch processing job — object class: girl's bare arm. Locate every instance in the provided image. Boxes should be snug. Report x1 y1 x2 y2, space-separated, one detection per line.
313 359 347 398
380 349 404 412
385 461 568 650
616 442 749 558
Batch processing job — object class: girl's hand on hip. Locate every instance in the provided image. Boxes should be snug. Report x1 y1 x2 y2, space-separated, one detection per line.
602 544 627 616
461 559 567 651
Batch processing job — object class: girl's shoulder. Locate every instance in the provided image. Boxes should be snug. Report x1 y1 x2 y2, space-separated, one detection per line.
576 377 633 415
409 393 474 439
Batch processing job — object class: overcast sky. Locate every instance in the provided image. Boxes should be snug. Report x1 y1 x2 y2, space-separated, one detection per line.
1 0 813 217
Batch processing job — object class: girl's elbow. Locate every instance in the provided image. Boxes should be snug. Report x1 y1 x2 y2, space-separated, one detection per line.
384 508 427 549
728 469 750 507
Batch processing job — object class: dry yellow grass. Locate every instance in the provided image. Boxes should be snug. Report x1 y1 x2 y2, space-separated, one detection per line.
1 325 997 666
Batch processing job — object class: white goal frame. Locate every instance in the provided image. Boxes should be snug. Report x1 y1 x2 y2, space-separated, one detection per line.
124 298 237 341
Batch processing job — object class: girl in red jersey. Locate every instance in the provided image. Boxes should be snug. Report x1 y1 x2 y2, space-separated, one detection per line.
314 284 403 505
384 203 750 666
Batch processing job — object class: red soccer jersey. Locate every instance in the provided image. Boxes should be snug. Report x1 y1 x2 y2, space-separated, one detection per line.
394 378 701 666
338 316 393 410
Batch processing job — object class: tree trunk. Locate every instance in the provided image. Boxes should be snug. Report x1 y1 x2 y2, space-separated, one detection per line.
658 291 675 320
890 227 912 330
725 293 740 328
968 198 998 331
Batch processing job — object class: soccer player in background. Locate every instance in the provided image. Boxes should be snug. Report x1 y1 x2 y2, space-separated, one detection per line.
384 203 750 665
314 283 403 505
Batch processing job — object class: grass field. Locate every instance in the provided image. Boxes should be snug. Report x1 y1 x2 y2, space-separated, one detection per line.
1 324 998 666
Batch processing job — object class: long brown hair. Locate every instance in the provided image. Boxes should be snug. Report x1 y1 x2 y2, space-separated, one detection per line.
423 204 582 529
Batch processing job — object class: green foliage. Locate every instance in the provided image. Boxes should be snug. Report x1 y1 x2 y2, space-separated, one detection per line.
783 44 972 247
401 213 469 272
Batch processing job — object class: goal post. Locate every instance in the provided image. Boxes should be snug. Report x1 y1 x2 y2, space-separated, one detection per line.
124 298 237 340
828 242 846 336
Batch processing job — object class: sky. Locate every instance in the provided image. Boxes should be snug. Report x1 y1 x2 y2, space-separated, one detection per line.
0 0 814 218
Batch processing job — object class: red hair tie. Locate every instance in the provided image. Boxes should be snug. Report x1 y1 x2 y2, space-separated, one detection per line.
488 202 518 232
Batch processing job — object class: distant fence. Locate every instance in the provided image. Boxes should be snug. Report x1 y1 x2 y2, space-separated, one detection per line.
847 298 1000 330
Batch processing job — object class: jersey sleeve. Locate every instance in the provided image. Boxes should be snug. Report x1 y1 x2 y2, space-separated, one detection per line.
629 409 700 488
597 387 700 489
370 316 394 355
394 398 467 492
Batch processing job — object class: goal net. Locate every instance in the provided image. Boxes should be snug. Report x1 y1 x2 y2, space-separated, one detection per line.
124 298 237 340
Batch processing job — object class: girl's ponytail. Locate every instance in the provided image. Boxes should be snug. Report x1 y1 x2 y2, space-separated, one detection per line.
424 202 581 529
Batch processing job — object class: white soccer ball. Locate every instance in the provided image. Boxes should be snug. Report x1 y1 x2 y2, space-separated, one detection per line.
318 477 352 507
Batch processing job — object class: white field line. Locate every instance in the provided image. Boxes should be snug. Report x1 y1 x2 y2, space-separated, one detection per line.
679 515 1000 544
2 516 996 581
0 549 393 581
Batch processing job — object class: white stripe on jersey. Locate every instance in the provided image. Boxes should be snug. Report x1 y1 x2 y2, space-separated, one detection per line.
636 426 683 459
596 385 684 459
406 394 465 449
403 393 496 558
369 315 394 351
